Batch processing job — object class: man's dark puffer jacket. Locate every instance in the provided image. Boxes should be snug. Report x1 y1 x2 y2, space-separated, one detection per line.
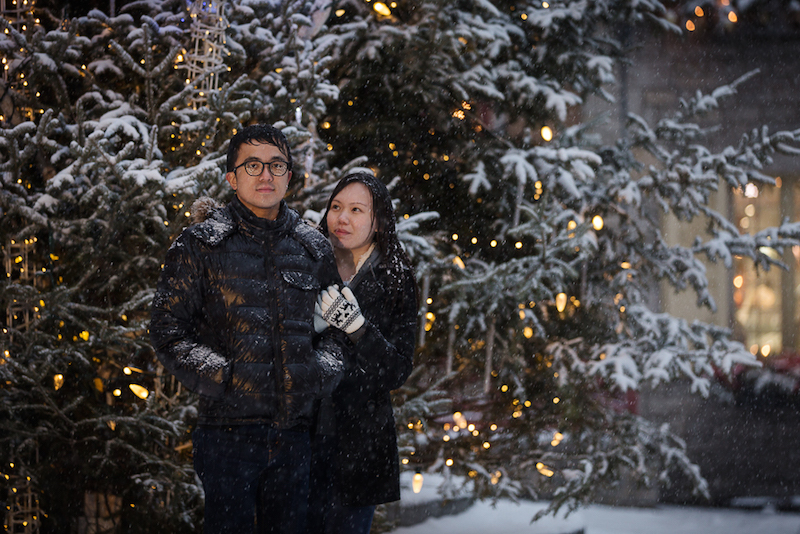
150 196 343 429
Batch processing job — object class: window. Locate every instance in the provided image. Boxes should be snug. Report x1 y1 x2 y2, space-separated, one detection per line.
731 177 799 358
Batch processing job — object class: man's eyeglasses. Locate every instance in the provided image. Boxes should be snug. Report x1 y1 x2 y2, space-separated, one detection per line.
233 159 290 177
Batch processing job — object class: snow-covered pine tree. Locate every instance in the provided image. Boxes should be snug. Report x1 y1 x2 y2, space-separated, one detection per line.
0 0 349 530
315 0 800 522
1 0 799 531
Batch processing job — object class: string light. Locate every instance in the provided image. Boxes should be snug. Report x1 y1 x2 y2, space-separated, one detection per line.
129 384 149 399
555 293 567 312
412 473 423 493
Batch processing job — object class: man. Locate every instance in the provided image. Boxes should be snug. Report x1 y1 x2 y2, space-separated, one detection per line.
150 124 344 534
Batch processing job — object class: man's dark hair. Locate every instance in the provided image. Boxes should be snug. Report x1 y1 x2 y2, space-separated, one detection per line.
226 124 293 172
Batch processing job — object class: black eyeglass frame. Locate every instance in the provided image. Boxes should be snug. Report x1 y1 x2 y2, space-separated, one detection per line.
232 159 290 177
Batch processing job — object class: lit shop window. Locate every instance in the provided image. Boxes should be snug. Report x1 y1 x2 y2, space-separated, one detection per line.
732 177 800 358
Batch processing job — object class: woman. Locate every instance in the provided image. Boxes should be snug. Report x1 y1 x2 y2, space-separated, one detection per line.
308 172 418 534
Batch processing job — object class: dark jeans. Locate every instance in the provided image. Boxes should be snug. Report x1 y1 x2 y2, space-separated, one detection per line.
308 434 376 534
193 424 311 534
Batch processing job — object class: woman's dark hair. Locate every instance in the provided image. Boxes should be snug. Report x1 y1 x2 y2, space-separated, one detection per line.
321 172 416 303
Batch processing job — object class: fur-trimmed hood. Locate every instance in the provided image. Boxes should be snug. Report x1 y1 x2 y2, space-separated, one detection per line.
190 196 224 225
187 196 331 261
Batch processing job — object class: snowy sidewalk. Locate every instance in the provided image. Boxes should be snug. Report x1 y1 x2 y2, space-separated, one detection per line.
391 498 800 534
390 473 800 533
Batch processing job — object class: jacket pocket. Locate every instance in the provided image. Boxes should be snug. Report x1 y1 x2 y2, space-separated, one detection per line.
281 271 320 335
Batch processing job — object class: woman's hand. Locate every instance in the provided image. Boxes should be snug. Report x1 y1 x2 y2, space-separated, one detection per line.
317 285 365 334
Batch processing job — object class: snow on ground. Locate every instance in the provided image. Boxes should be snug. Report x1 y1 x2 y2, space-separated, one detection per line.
392 498 800 534
392 473 800 534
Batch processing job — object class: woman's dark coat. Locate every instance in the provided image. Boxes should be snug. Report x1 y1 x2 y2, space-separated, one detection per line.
329 252 417 506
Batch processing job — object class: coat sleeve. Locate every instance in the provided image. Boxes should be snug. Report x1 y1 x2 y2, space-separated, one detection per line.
346 270 417 394
149 232 230 397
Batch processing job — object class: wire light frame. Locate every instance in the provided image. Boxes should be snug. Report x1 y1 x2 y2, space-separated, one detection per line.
4 476 42 533
1 0 30 30
3 239 40 331
1 0 34 83
184 0 228 109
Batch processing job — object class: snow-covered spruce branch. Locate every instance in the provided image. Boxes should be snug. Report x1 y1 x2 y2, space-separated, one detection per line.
590 303 755 395
692 212 800 272
533 414 707 520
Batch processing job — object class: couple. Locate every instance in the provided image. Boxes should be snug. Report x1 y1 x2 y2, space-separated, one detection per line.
149 124 418 534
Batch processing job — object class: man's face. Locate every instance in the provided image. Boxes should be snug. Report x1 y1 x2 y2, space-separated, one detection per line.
225 141 291 220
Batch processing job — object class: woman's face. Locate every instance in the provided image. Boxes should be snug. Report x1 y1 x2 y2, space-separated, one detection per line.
326 182 377 258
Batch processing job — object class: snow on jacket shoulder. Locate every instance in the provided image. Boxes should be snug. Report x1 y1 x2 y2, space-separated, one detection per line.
149 196 343 429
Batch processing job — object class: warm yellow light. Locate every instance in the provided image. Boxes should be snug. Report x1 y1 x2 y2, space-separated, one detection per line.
515 241 523 249
686 20 696 31
536 463 554 477
620 262 631 269
540 126 553 141
373 2 391 16
500 384 508 392
79 331 90 341
761 345 771 357
490 240 498 247
453 256 466 269
453 412 468 428
482 442 491 449
728 11 737 22
129 384 149 399
592 215 604 230
54 374 64 390
695 6 704 16
523 327 533 338
733 275 744 288
553 397 560 404
113 389 122 397
412 473 423 493
335 9 345 16
446 458 454 466
555 293 567 312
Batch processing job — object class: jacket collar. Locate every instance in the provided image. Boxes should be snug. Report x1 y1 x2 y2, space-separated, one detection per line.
229 196 296 241
347 247 381 289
